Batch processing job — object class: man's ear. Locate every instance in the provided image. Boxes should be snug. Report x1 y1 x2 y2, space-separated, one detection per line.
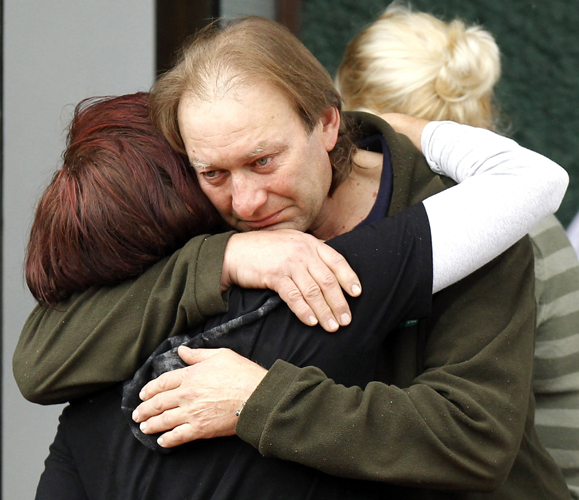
319 107 340 152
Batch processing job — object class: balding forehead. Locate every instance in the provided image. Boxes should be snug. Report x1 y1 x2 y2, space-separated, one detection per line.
179 70 254 108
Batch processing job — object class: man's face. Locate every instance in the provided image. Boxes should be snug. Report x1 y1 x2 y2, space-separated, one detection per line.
177 82 340 233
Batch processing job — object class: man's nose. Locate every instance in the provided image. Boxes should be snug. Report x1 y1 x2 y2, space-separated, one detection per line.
230 175 268 219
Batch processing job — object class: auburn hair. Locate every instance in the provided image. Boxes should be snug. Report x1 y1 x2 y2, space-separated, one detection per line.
26 92 225 304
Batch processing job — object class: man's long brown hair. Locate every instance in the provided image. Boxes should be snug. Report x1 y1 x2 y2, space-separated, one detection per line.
151 16 357 195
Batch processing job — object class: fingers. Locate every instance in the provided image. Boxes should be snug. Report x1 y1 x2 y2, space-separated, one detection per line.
176 345 219 365
138 406 182 435
276 274 343 332
132 348 265 448
222 230 362 332
138 370 183 402
138 348 219 405
138 404 238 445
132 382 180 423
274 275 323 329
308 245 362 328
316 244 362 298
277 244 361 332
157 424 195 449
293 266 344 332
157 416 236 448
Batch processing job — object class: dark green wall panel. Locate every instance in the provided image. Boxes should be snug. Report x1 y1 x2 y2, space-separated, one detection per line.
301 0 579 225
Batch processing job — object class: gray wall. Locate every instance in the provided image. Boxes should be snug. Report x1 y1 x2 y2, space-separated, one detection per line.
3 1 154 498
3 1 278 497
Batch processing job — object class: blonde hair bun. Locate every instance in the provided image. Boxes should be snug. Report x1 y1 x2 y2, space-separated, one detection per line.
336 3 501 129
435 20 501 103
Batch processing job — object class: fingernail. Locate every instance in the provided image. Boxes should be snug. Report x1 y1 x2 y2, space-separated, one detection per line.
309 316 318 326
157 437 164 447
328 318 339 331
140 422 147 432
132 410 140 422
352 284 361 295
139 389 145 400
340 313 351 325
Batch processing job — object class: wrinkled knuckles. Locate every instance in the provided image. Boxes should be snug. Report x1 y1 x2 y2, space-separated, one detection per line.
160 411 176 429
151 395 165 413
302 283 323 300
319 273 338 289
169 425 186 443
285 287 305 304
157 375 174 392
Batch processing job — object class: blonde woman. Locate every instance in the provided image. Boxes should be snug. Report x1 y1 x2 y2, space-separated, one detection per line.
336 4 579 497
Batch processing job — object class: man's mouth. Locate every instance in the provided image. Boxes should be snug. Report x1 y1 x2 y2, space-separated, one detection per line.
243 210 283 230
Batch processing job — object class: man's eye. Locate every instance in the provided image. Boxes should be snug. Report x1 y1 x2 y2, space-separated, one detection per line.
203 170 218 178
255 157 271 166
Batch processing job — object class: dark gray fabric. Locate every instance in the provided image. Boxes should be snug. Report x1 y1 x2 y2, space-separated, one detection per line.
121 295 282 453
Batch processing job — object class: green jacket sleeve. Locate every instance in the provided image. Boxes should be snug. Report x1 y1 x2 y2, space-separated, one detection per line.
13 231 234 404
237 238 536 491
236 115 539 491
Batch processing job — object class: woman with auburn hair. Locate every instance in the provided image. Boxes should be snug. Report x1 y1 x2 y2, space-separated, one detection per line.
27 91 568 498
26 92 224 305
336 4 579 497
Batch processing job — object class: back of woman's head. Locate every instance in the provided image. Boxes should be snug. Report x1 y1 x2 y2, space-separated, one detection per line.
336 3 501 129
26 92 224 305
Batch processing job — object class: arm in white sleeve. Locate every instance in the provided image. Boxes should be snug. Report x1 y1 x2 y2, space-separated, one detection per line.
421 121 569 293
